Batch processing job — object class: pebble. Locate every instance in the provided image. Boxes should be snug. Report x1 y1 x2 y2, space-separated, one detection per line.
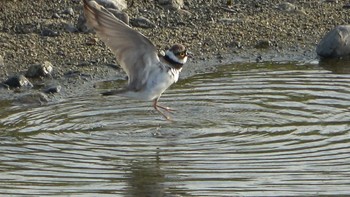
4 75 33 89
65 23 78 33
277 2 296 12
218 18 243 24
130 16 156 28
63 7 74 16
26 61 53 78
317 25 350 58
158 0 184 10
41 28 60 37
76 14 92 33
52 13 61 19
0 55 4 67
44 85 62 94
255 40 272 49
86 37 98 45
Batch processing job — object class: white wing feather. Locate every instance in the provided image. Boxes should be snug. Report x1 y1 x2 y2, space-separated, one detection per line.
83 0 160 91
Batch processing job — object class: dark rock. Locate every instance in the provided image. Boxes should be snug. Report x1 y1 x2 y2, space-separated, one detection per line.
65 23 78 33
130 17 156 28
62 7 74 16
255 40 271 49
52 13 61 19
26 61 53 78
76 13 92 33
4 75 33 89
44 85 62 94
317 25 350 58
41 28 60 37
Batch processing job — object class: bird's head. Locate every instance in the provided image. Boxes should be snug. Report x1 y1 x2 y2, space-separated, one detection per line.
164 44 191 67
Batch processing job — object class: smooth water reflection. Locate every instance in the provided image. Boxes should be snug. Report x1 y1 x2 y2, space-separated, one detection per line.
1 61 350 196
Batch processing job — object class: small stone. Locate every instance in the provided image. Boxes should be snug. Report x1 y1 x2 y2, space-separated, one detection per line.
77 13 92 33
65 23 78 33
130 16 156 28
52 13 61 19
0 55 4 67
158 0 184 10
63 7 74 16
15 92 49 105
343 3 350 9
277 2 297 12
41 28 60 37
26 61 53 78
86 37 98 45
317 25 350 58
44 85 62 94
256 55 263 62
4 75 33 89
218 18 243 24
255 40 272 49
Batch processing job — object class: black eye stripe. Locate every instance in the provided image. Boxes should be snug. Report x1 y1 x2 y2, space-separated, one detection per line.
174 50 187 56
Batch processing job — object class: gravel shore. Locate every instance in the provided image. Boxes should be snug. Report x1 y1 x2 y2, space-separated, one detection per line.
0 0 349 101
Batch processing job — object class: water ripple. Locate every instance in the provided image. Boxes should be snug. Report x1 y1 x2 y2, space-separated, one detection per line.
1 62 350 196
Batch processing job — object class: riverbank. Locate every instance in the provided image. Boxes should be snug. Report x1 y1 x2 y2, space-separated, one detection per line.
0 0 349 102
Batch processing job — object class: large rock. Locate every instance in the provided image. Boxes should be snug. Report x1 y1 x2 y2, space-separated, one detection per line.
317 25 350 58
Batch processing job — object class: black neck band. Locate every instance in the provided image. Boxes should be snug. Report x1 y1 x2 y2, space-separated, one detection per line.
164 55 183 69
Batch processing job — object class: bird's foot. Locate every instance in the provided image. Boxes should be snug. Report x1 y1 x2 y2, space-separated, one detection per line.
156 105 176 113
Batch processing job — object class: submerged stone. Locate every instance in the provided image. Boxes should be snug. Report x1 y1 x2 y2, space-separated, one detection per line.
15 92 49 105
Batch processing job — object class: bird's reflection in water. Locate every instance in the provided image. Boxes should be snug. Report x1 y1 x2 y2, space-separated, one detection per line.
124 150 191 197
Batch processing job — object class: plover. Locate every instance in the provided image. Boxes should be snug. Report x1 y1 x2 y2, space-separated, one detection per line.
83 0 189 120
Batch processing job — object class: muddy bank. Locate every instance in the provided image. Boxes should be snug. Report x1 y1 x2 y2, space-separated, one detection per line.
0 0 349 102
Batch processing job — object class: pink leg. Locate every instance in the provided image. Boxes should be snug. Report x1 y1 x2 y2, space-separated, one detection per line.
153 98 175 120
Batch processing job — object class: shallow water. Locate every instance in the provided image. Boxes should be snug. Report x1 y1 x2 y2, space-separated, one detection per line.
1 61 350 196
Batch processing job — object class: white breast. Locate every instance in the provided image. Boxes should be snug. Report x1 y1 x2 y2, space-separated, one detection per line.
123 65 180 101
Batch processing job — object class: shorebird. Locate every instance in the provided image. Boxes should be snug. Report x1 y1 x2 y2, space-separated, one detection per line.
83 0 189 120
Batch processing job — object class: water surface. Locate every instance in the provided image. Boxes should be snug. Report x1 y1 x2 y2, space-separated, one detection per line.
1 61 350 196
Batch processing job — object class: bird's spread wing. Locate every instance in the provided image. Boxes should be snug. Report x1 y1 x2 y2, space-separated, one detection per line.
83 0 160 91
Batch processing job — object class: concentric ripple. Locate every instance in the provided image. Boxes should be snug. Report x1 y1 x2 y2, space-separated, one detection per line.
0 62 350 196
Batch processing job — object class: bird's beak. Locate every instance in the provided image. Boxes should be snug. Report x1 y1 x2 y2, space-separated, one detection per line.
186 51 194 58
